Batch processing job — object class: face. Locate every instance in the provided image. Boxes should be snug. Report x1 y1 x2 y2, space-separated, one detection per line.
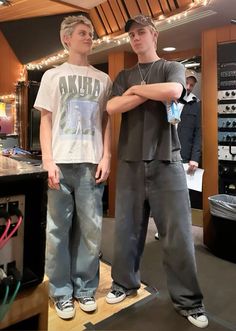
128 23 158 55
186 76 197 94
64 23 93 55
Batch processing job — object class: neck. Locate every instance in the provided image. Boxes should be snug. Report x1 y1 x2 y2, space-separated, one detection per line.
67 53 89 66
138 51 160 64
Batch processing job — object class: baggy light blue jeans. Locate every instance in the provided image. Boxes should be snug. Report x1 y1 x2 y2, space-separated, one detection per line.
45 163 104 300
111 159 205 316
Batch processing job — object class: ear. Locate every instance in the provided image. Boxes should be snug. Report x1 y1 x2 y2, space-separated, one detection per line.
63 34 71 48
154 30 159 39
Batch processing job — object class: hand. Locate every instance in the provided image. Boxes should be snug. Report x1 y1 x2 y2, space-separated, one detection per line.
123 86 148 103
42 159 60 190
187 161 199 175
95 156 111 184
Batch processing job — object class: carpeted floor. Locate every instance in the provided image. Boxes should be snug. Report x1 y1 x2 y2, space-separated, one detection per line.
96 217 236 331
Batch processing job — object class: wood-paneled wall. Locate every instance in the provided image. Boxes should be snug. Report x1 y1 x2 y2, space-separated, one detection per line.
0 31 22 95
201 24 236 248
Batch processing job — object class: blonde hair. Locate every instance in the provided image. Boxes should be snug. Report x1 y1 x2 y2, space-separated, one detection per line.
148 26 158 49
60 15 94 50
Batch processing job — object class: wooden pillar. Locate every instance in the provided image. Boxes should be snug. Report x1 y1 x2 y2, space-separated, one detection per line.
201 29 218 248
201 24 236 248
107 51 137 217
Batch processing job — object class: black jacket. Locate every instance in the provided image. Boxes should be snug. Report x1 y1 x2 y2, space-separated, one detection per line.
177 100 201 164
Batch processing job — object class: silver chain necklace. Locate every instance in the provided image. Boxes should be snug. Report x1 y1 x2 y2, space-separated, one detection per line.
138 61 156 85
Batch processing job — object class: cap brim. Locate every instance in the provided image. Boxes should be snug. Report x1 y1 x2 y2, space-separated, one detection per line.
125 19 135 32
187 75 198 82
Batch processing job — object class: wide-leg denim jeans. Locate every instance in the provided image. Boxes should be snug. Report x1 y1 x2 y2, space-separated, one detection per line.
111 159 205 316
45 163 104 300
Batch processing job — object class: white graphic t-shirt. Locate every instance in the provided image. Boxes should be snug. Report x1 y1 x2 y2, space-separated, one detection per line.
34 62 112 164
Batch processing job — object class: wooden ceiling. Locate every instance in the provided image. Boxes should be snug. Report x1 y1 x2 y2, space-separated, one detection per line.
90 0 195 37
0 0 197 38
0 0 86 22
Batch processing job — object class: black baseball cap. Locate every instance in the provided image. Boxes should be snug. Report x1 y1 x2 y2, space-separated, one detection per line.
125 14 157 32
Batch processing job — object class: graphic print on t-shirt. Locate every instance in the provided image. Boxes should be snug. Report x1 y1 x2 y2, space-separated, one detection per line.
59 73 101 139
62 99 98 136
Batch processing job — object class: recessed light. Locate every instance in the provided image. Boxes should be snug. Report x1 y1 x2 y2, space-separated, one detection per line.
162 47 176 52
185 63 200 68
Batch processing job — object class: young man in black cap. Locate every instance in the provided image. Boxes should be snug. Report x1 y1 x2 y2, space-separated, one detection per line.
105 15 208 328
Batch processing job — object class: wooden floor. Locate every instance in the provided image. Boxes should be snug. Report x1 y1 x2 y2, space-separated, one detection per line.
48 262 151 331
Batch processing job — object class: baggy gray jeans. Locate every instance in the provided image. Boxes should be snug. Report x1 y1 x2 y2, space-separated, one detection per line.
111 159 205 316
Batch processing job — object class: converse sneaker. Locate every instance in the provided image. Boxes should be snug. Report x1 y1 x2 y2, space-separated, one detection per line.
106 288 137 304
187 313 209 328
106 289 126 304
154 232 159 240
54 297 75 319
78 296 97 312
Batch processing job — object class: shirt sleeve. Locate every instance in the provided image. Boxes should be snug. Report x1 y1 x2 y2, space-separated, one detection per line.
111 70 127 97
166 61 186 98
33 70 53 112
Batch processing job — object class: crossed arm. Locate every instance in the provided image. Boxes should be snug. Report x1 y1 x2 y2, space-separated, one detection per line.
107 82 183 115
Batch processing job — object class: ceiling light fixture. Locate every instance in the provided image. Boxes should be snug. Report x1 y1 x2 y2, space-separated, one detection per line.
163 47 176 52
184 62 200 68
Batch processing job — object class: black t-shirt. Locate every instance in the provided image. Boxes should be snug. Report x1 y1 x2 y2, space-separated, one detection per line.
112 58 185 161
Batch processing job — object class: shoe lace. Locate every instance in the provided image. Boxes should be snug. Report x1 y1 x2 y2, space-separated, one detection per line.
111 290 124 296
82 296 95 303
60 298 73 309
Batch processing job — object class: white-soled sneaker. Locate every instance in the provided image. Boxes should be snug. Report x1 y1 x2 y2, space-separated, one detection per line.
54 297 75 319
78 296 97 312
154 232 159 240
187 313 209 328
106 289 126 304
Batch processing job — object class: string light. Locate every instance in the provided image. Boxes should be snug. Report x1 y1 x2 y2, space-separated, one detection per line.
0 94 15 101
26 0 211 71
159 0 211 24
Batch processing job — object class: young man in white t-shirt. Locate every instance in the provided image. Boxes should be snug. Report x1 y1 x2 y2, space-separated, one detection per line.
34 15 112 320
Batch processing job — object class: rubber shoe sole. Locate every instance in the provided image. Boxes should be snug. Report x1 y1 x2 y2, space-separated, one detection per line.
106 291 126 304
106 289 137 304
187 314 209 328
54 302 75 319
155 232 159 240
78 298 97 312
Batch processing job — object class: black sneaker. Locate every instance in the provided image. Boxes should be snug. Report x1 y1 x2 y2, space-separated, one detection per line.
154 232 159 240
187 313 208 328
78 296 97 312
106 289 126 304
54 297 75 319
106 288 137 304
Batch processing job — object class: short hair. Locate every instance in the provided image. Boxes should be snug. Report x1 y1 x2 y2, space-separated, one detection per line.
60 15 94 50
